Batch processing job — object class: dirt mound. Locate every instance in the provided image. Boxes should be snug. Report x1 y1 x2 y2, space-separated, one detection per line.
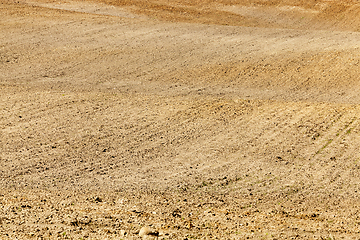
97 0 360 31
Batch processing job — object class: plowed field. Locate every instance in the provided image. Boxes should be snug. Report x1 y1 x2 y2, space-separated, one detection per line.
1 0 360 239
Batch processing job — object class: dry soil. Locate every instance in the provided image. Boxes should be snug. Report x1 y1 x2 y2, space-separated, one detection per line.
2 0 360 239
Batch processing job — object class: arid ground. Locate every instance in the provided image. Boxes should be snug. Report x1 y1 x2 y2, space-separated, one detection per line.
2 0 360 239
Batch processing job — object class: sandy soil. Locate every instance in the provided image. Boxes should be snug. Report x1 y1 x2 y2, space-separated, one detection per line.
1 0 360 239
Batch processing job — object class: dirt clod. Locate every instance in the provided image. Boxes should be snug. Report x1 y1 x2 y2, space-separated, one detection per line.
139 227 159 237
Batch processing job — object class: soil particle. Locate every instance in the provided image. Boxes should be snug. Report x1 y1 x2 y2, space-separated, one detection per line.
139 227 159 237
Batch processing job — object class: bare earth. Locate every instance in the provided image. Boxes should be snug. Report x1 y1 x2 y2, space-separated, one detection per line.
1 0 360 239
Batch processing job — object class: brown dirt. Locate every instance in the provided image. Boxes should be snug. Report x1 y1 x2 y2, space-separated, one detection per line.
1 0 360 239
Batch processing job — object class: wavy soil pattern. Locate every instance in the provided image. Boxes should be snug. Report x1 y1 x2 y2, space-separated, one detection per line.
1 0 360 239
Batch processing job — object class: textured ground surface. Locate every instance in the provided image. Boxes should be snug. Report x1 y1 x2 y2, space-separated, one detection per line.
1 0 360 239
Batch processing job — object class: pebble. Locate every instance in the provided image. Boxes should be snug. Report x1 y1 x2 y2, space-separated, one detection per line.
139 227 159 237
119 230 127 236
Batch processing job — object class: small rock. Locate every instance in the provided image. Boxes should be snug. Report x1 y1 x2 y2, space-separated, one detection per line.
119 230 127 236
139 227 159 237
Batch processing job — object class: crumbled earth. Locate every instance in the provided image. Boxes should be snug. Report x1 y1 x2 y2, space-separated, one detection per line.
1 0 360 239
